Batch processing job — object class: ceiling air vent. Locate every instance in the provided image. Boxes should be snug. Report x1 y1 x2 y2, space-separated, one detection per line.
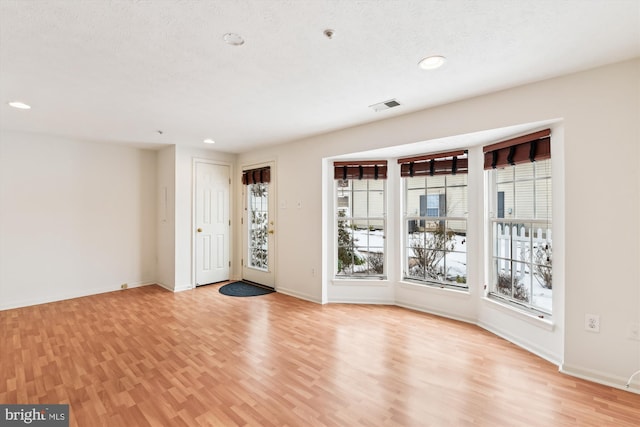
369 99 401 112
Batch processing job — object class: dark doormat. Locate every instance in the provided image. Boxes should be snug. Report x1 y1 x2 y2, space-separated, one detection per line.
219 281 275 297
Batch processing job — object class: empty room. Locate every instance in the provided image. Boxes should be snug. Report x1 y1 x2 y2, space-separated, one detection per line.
1 0 640 426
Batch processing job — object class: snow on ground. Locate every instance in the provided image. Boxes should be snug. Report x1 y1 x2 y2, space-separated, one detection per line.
349 229 552 313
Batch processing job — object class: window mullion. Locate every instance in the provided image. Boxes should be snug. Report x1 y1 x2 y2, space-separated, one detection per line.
403 170 467 288
489 159 552 316
335 177 386 278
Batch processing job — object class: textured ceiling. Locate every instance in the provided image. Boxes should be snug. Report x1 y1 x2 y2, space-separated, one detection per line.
1 0 639 153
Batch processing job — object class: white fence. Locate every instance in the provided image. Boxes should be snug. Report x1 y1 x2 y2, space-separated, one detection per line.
494 223 552 281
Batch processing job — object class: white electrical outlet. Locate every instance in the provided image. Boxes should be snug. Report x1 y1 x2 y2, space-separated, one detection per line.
584 314 600 333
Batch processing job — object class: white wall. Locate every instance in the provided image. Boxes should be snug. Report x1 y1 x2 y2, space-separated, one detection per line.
238 58 640 391
0 133 236 301
156 145 235 291
156 145 176 289
559 61 639 388
0 131 157 309
1 59 637 392
174 145 236 290
236 142 327 302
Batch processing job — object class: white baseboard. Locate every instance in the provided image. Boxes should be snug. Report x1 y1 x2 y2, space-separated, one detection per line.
328 296 394 305
560 363 640 394
129 281 153 288
477 319 561 366
395 301 476 325
154 282 174 292
173 283 194 292
155 282 193 293
0 281 154 311
276 287 322 304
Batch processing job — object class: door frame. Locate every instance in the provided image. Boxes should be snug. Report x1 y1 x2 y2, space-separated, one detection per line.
191 158 233 289
241 160 277 288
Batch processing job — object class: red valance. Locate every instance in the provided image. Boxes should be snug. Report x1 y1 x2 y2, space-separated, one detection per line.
398 150 468 177
483 129 551 170
333 160 388 180
242 167 271 185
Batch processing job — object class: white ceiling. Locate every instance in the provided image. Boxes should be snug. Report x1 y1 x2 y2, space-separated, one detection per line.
1 0 639 153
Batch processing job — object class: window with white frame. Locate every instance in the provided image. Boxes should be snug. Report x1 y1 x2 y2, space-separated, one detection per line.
400 151 468 288
485 130 552 314
334 161 387 278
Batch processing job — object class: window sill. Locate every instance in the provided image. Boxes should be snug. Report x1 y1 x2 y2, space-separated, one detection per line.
482 296 555 331
398 280 471 297
332 277 389 287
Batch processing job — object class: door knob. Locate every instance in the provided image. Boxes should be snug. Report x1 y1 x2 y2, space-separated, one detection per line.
197 228 202 233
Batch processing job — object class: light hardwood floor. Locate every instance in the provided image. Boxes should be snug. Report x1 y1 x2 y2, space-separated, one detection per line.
1 284 639 426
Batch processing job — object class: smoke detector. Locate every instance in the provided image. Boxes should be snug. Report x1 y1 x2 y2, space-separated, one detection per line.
223 33 244 46
369 99 401 112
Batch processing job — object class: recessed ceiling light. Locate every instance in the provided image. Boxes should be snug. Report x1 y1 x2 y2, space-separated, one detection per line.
223 33 244 46
8 101 31 109
203 138 215 144
418 55 446 70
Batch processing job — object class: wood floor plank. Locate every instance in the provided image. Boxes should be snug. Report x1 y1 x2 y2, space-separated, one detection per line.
1 284 639 426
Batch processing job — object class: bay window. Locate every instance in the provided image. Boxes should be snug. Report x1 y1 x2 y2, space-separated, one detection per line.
334 161 387 278
485 130 553 314
400 151 468 288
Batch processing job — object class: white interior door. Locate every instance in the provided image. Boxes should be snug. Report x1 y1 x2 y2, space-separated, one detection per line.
242 163 275 287
195 162 230 286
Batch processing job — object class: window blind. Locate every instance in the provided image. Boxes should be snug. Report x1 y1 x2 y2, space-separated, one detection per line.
397 150 468 177
333 160 388 180
483 129 551 170
242 167 271 185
